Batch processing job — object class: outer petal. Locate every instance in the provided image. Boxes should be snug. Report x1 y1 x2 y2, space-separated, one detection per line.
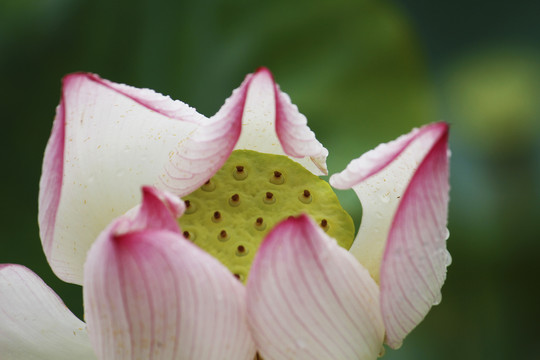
329 122 449 282
247 214 384 360
380 126 450 348
84 187 255 360
39 73 205 285
330 123 450 348
0 264 95 360
233 68 329 175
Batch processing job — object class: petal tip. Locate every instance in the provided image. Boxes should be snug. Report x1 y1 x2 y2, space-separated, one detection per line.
141 185 185 218
61 72 98 87
254 66 273 78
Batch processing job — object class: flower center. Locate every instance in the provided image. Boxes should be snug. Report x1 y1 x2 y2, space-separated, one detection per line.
178 150 355 282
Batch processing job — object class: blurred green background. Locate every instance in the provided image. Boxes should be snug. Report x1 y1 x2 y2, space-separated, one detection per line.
1 0 539 359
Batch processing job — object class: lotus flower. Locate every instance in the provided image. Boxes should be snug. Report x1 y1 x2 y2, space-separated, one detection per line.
0 68 450 360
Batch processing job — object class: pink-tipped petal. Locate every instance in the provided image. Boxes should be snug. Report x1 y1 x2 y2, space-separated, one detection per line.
160 72 251 195
38 100 65 276
84 187 255 360
329 126 426 189
233 68 328 175
247 215 384 360
329 123 449 283
38 73 206 285
113 186 183 236
0 264 95 360
380 127 450 348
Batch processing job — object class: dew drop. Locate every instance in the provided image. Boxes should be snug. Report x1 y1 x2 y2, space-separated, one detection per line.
444 227 450 241
432 292 442 306
445 250 452 266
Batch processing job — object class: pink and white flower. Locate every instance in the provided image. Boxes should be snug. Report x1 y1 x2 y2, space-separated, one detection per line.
0 68 450 359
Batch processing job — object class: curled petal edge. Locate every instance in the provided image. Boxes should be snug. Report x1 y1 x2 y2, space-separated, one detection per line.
160 72 252 195
233 67 328 175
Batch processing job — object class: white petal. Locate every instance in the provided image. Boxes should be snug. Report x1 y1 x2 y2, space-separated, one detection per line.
379 125 450 348
233 68 328 175
39 73 204 285
329 122 448 283
0 264 95 360
247 215 384 360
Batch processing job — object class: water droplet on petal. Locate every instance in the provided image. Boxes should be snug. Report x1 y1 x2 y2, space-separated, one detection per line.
432 292 442 306
445 250 452 266
444 227 450 240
